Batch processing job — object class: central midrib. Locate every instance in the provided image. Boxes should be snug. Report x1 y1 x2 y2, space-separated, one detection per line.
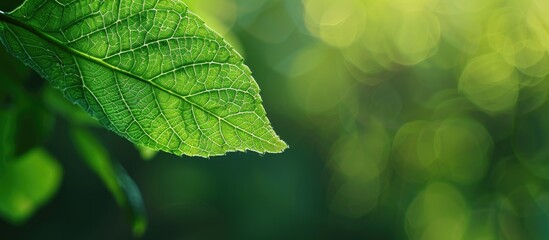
0 11 278 149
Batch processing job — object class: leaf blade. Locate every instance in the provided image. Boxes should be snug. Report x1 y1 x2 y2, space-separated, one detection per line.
0 0 287 157
0 148 62 225
71 127 147 237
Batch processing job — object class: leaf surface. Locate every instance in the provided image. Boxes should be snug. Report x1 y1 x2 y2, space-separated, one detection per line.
0 0 287 157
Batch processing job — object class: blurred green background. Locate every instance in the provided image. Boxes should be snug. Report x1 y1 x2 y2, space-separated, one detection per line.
2 0 549 239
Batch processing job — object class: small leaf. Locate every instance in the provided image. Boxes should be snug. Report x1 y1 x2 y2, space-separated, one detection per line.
135 144 158 161
0 0 287 157
114 163 148 237
71 127 147 237
0 148 62 225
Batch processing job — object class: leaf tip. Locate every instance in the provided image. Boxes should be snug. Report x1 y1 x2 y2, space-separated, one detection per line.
132 216 147 238
268 137 289 154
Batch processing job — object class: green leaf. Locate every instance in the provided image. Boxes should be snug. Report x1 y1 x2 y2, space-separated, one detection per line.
135 144 158 161
43 87 100 127
71 127 147 237
0 33 29 84
0 0 287 157
0 148 62 225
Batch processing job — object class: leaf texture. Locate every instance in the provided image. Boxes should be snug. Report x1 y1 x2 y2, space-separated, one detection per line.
0 0 287 157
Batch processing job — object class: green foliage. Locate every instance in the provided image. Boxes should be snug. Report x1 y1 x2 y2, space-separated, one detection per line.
0 0 287 234
0 0 286 158
5 0 549 239
0 148 62 225
71 127 147 237
42 87 100 127
135 144 158 161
